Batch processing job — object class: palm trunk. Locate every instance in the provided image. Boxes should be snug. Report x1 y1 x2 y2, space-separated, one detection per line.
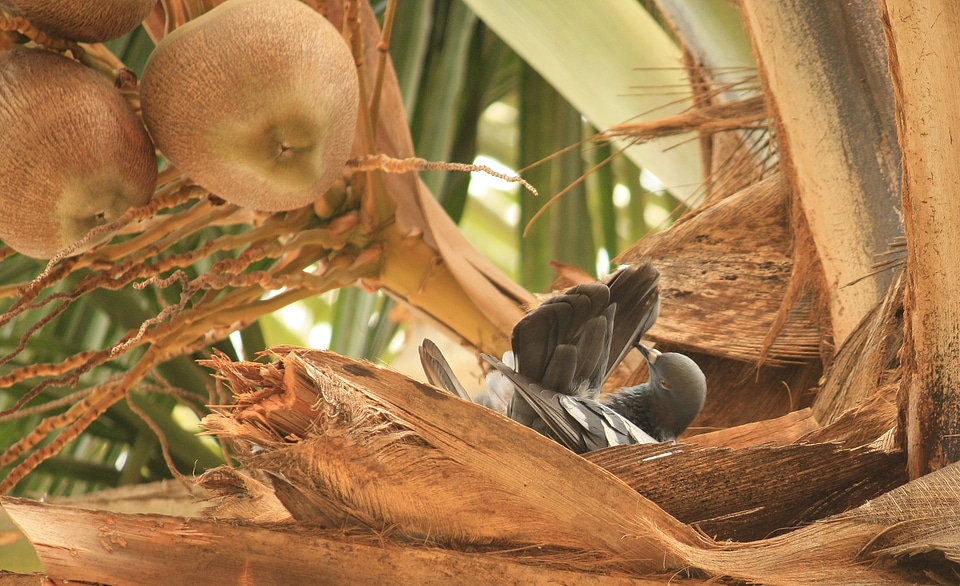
880 0 960 478
737 0 903 347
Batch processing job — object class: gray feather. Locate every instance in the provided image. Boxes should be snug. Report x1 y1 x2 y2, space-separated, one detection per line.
418 339 471 401
484 352 657 453
507 264 662 432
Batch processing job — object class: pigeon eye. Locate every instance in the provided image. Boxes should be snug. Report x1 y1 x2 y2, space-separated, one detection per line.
660 378 671 390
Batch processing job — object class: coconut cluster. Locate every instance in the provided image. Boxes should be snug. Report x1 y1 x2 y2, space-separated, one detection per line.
0 0 359 258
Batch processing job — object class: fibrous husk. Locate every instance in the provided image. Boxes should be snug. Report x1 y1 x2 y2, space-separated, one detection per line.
8 458 956 585
803 385 899 449
200 347 705 574
5 346 959 584
617 172 820 367
195 347 956 584
813 269 904 425
1 496 679 586
682 460 960 585
586 442 907 542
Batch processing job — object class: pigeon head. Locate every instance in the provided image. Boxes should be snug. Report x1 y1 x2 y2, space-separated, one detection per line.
638 345 707 440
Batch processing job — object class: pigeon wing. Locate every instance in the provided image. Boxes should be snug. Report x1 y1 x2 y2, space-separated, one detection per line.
485 352 589 453
418 339 472 402
485 353 658 453
603 263 661 381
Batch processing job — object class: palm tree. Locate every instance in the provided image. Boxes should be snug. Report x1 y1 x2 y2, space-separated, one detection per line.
0 0 957 582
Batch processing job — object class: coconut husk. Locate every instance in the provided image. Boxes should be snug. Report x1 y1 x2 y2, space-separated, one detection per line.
813 270 904 424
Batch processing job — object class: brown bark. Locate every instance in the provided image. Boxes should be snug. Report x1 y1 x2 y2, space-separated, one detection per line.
738 0 903 347
1 498 669 586
879 1 960 477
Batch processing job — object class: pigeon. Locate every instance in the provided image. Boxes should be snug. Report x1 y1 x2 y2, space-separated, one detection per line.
421 337 655 451
503 264 662 435
419 263 707 453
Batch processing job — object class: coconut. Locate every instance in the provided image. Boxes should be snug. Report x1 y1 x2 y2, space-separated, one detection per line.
0 0 157 43
139 0 360 212
0 48 156 258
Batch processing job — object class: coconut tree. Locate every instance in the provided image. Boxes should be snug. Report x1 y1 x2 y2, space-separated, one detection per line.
0 0 958 583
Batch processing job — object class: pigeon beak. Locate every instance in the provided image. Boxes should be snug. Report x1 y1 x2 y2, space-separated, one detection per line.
638 344 661 365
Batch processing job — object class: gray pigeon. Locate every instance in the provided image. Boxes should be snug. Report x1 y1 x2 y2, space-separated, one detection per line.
503 264 661 436
419 263 707 453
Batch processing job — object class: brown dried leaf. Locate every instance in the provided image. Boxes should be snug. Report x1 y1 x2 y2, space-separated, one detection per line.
618 172 820 366
813 270 904 424
2 497 678 585
200 347 705 573
685 407 820 449
586 443 907 542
